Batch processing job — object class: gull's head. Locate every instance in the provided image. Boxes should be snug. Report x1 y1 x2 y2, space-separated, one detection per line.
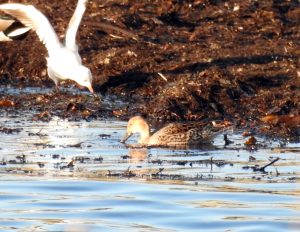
74 66 94 93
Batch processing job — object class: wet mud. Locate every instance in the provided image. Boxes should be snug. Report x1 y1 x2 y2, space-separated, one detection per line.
0 0 299 140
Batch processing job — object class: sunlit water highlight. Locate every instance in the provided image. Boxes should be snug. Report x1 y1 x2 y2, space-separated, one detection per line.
0 113 299 231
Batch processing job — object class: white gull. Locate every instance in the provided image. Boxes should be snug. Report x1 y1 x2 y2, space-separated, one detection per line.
0 0 94 93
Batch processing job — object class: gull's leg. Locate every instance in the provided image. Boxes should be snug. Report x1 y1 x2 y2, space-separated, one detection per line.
54 83 60 93
47 67 60 93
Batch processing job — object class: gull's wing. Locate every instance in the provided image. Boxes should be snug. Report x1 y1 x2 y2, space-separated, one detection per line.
0 32 11 41
5 24 30 38
65 0 88 51
0 18 14 31
0 3 61 54
0 18 30 41
0 18 13 41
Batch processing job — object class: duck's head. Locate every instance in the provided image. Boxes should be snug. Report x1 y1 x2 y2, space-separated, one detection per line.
120 116 150 144
74 66 94 94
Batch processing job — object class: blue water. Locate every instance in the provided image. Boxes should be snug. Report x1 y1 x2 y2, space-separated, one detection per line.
0 179 299 232
0 114 299 231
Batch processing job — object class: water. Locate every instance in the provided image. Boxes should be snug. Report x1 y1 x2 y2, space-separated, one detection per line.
0 113 299 231
0 179 299 232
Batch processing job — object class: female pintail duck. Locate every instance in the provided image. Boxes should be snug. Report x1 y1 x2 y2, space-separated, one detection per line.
0 16 30 41
0 0 94 93
121 116 218 147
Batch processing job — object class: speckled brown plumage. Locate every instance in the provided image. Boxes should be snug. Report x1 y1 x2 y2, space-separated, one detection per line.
121 116 219 147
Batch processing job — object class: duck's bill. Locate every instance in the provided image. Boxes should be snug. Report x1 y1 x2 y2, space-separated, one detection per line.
120 133 132 143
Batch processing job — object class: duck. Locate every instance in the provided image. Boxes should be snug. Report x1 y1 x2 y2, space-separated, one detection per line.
0 16 30 41
0 0 94 93
121 116 219 147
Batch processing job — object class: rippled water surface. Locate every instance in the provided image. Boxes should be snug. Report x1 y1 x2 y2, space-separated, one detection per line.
0 113 299 231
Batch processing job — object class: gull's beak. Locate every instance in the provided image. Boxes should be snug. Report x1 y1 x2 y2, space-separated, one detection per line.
87 84 94 94
120 133 132 143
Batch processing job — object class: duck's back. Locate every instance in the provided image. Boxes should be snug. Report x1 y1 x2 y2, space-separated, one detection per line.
148 122 214 147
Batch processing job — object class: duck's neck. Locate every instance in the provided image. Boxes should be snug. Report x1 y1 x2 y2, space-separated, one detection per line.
138 124 151 145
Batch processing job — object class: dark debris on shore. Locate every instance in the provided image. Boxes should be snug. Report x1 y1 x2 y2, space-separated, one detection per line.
0 0 299 140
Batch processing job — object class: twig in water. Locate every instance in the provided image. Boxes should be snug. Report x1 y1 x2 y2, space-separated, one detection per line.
155 168 164 175
123 166 136 177
253 157 280 172
223 134 233 146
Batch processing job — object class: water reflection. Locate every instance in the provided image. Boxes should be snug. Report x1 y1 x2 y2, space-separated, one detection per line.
128 148 148 163
0 113 299 231
0 114 299 184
